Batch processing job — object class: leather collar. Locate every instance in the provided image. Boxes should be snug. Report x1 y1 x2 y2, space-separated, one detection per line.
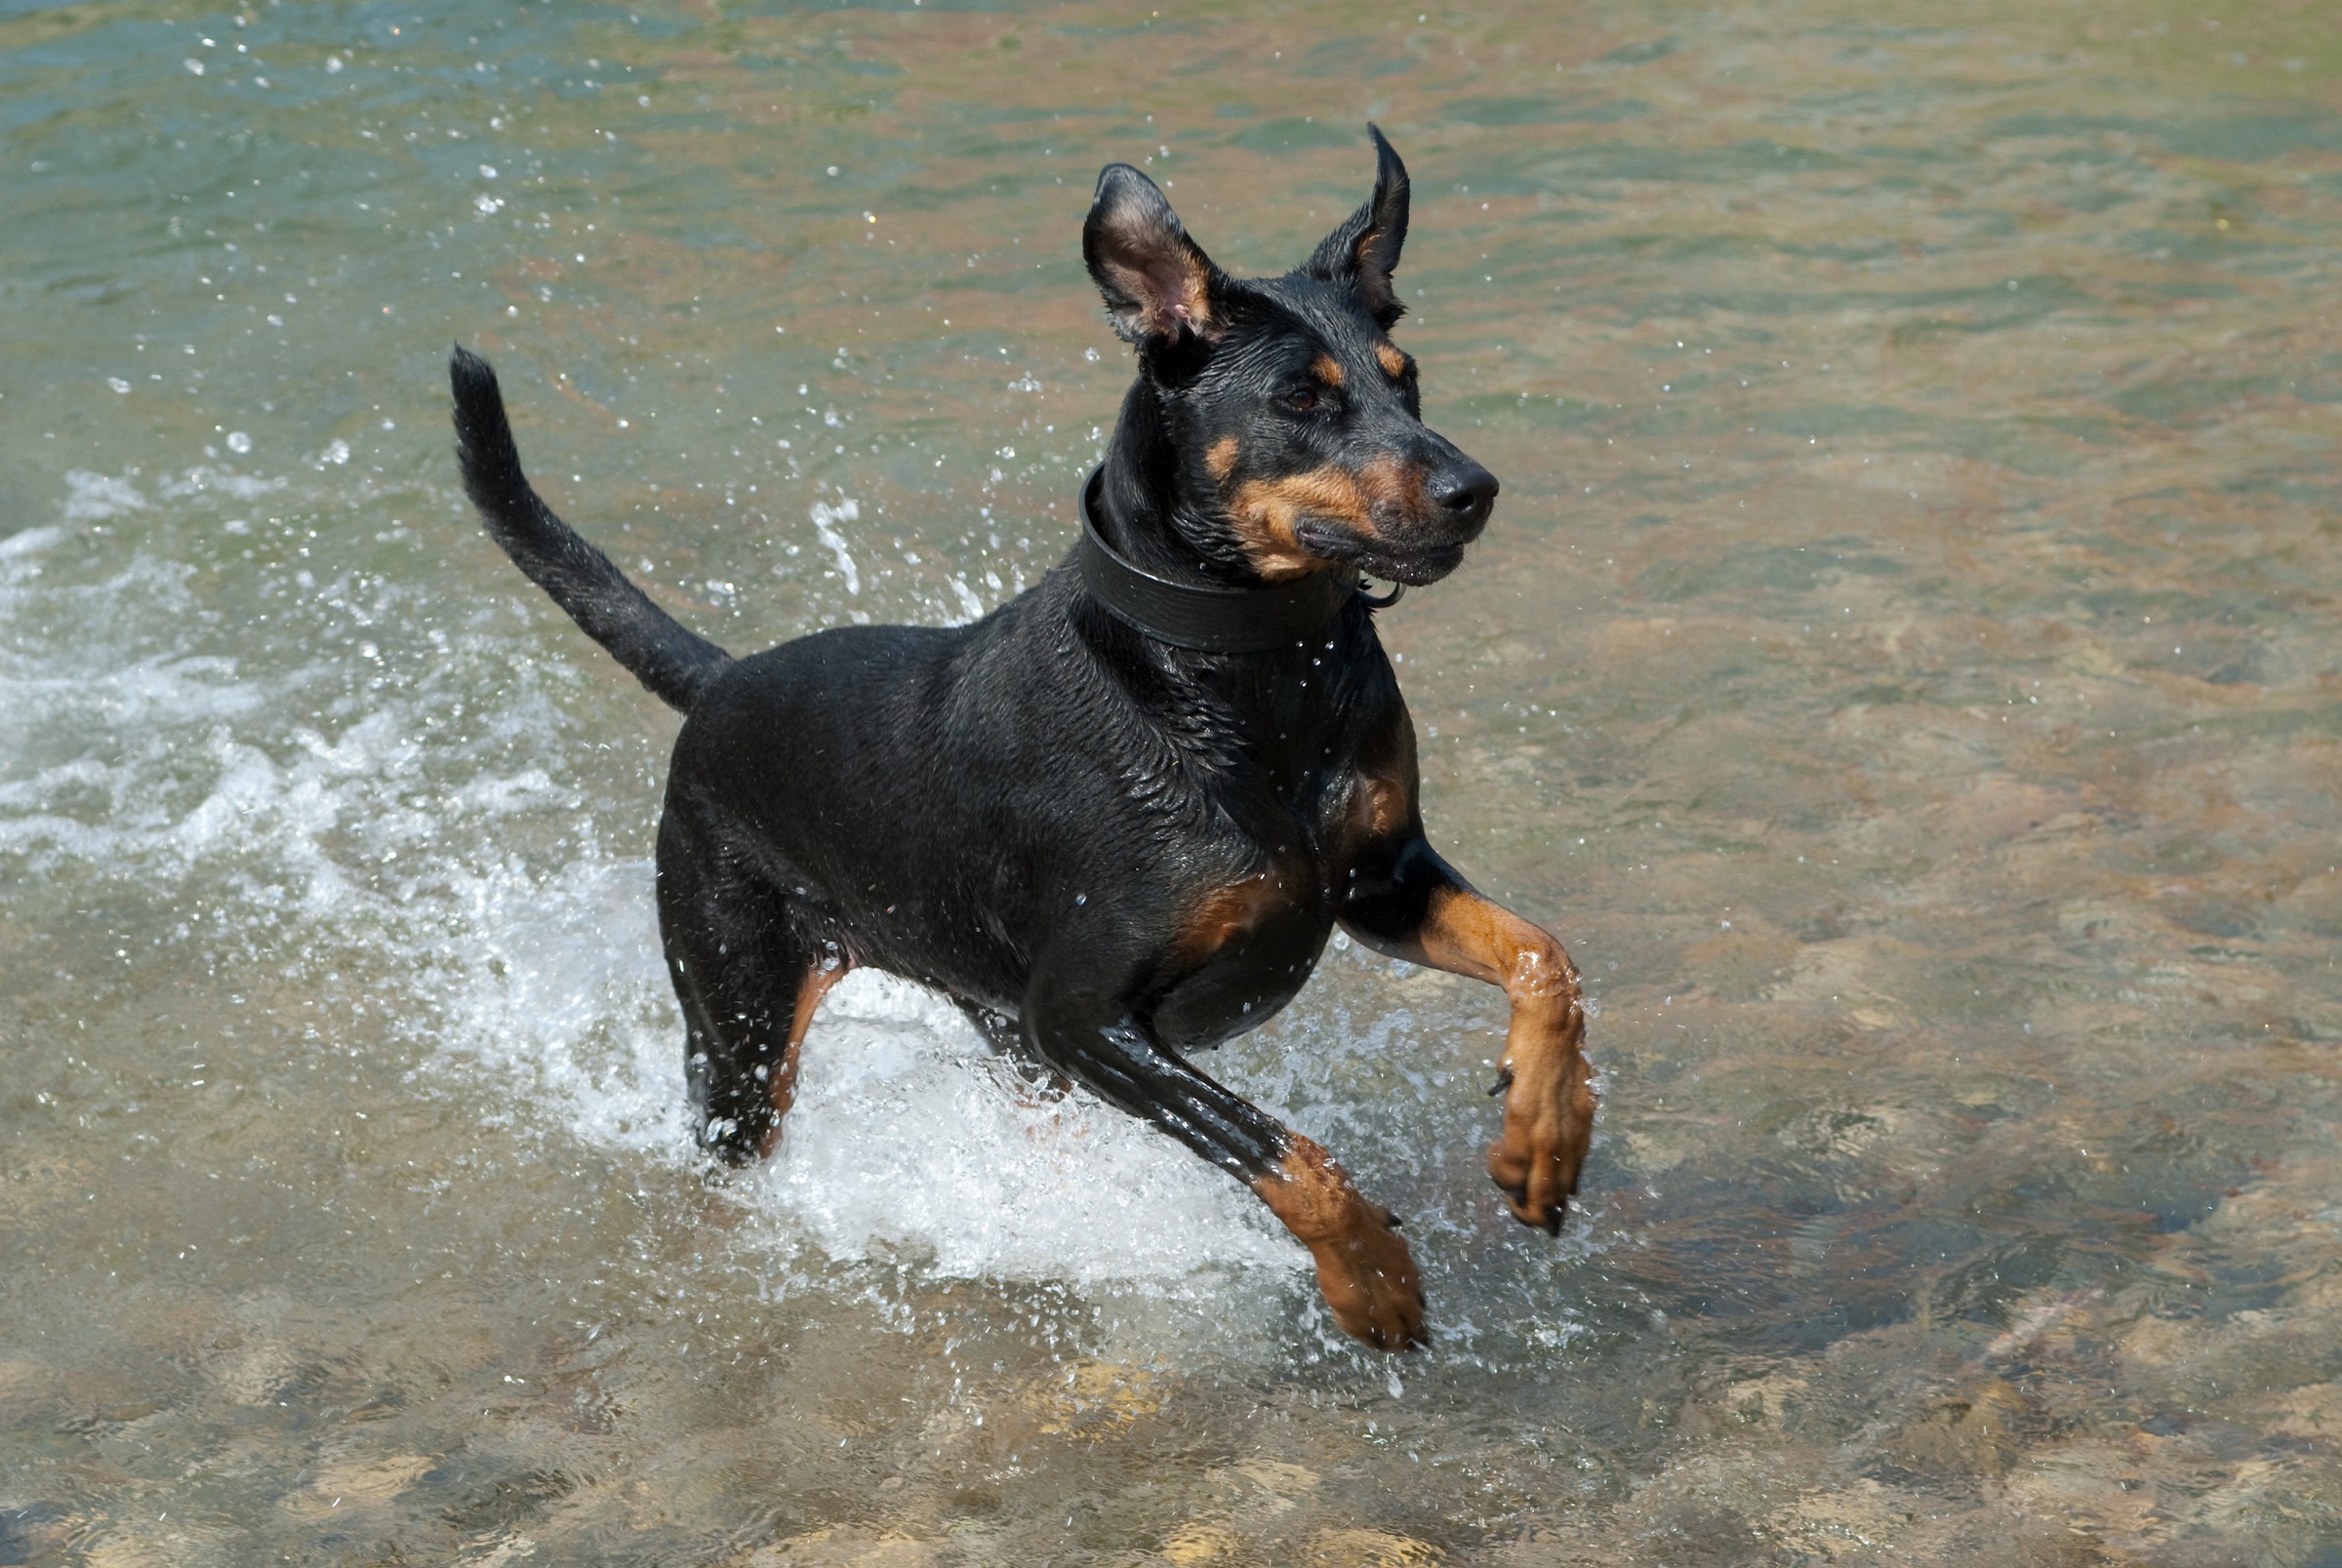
1074 466 1373 653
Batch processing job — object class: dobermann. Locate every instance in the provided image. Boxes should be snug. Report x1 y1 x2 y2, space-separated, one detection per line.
448 128 1594 1350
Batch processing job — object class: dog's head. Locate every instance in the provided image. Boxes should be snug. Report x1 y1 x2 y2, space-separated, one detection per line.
1084 126 1497 587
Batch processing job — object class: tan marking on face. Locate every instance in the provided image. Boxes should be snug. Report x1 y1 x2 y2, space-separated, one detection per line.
1174 870 1289 966
754 957 851 1158
1204 433 1240 482
1229 458 1434 575
1312 352 1346 387
1227 465 1377 579
1356 454 1428 519
1249 1136 1426 1349
1375 342 1408 379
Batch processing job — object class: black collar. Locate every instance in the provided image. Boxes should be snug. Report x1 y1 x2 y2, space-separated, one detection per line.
1074 466 1380 653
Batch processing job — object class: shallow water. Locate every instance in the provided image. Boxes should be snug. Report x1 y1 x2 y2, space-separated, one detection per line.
5 0 2342 1562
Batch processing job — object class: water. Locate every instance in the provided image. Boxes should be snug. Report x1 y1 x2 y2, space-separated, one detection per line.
5 0 2341 1561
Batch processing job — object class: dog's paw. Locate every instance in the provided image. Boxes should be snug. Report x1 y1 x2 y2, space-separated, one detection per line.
1487 1050 1596 1233
1255 1140 1428 1351
1305 1201 1427 1352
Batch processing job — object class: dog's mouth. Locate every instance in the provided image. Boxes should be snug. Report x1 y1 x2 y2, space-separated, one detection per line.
1295 523 1471 587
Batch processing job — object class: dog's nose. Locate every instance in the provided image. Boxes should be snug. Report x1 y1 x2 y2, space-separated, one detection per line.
1431 462 1499 529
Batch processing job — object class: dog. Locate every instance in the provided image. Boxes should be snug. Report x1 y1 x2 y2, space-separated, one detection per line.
448 127 1594 1351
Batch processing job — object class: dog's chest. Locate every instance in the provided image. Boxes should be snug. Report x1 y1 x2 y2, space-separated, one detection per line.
1146 760 1376 1051
1150 878 1326 1051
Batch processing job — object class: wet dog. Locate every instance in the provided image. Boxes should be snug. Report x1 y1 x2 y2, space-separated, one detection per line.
448 128 1594 1350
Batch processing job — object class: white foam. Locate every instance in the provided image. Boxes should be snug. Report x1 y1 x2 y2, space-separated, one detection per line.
758 971 1295 1283
62 470 147 521
408 852 688 1153
0 524 67 559
156 464 287 502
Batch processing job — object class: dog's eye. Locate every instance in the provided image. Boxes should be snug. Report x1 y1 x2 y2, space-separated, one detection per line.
1283 387 1319 413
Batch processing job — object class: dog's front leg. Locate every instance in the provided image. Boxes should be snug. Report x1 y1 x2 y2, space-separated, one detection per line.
1342 835 1595 1233
1022 951 1426 1350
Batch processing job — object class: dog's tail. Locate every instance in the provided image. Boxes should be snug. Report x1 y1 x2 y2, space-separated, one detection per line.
449 345 733 713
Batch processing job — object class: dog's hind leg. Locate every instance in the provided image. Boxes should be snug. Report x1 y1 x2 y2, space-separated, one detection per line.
656 810 848 1163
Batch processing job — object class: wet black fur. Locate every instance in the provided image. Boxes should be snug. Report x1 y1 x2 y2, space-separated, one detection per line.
449 129 1500 1191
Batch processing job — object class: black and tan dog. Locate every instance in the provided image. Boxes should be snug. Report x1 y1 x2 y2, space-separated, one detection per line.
448 128 1593 1350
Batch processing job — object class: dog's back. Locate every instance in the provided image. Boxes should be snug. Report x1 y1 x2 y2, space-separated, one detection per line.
666 567 1307 1020
671 611 1050 1007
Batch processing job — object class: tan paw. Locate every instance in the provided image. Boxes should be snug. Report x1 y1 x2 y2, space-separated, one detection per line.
1487 1050 1596 1233
1253 1138 1429 1352
1305 1201 1427 1352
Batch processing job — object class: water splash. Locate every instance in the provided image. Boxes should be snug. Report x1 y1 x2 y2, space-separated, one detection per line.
809 496 861 594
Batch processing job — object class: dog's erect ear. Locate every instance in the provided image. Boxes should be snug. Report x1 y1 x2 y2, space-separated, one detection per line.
1084 163 1225 347
1303 125 1409 329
